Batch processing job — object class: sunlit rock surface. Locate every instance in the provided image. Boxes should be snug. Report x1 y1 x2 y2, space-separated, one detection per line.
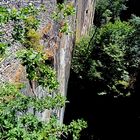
0 0 95 122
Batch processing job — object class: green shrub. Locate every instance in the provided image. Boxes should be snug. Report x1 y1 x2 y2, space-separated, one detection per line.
0 83 87 140
72 20 136 97
72 35 92 78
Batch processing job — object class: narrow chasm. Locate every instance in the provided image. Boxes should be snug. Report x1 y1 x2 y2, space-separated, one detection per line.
64 69 140 140
64 0 140 140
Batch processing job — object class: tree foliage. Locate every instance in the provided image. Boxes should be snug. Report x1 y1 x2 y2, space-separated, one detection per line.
72 0 140 97
0 83 87 140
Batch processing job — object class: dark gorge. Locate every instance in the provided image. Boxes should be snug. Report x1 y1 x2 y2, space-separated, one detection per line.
64 0 140 139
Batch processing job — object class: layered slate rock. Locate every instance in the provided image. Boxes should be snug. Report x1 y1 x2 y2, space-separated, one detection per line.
0 0 96 122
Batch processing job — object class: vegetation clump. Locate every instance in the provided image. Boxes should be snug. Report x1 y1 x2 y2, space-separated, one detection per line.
72 0 140 97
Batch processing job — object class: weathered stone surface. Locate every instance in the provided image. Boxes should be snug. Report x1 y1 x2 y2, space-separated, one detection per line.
0 0 96 122
76 0 96 41
57 0 96 122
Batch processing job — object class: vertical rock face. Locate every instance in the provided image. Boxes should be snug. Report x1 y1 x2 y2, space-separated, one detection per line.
58 0 96 122
0 0 96 121
76 0 96 41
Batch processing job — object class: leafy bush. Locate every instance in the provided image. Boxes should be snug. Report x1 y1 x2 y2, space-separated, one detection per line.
0 83 87 140
52 2 76 34
72 20 137 97
72 0 140 97
72 35 92 77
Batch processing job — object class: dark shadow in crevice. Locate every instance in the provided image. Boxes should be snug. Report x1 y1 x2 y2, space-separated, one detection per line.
64 0 140 139
56 0 64 4
120 0 140 20
64 69 140 140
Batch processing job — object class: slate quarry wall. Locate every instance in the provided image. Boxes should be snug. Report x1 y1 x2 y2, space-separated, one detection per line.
0 0 96 122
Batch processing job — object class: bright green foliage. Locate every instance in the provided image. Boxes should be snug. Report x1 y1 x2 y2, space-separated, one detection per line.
52 3 75 21
52 2 76 34
0 43 8 56
0 83 87 140
68 119 87 140
0 4 41 59
0 6 10 24
17 49 59 91
11 4 41 43
0 6 11 58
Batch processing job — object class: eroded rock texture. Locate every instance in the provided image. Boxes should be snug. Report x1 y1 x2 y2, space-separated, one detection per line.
0 0 96 121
